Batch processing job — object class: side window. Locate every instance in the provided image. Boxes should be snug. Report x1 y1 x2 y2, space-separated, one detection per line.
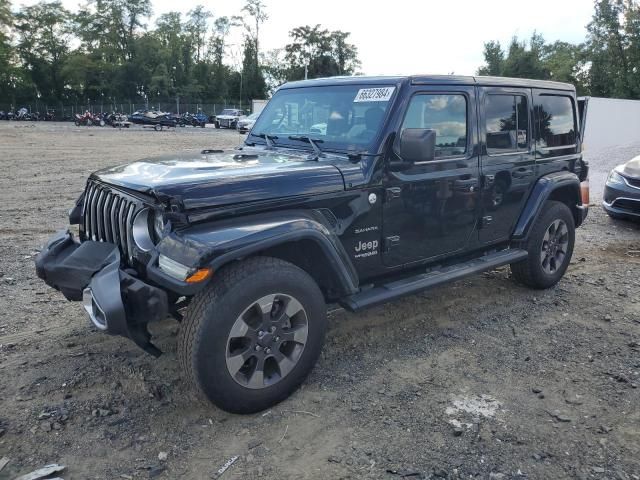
401 94 467 158
485 94 529 154
536 95 576 148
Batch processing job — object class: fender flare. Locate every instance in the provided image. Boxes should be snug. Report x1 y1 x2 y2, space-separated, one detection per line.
153 210 359 297
512 171 582 240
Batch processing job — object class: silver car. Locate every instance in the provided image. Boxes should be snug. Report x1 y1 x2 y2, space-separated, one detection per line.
236 112 261 133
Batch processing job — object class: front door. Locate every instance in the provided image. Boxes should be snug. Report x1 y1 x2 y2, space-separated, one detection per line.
382 86 480 267
478 86 535 244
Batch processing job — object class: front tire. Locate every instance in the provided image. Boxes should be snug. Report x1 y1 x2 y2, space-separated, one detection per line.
511 201 575 289
178 257 327 413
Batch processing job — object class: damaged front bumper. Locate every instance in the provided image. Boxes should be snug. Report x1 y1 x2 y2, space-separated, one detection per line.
35 231 168 356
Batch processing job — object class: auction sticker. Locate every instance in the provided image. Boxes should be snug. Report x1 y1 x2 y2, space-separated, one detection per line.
353 87 395 102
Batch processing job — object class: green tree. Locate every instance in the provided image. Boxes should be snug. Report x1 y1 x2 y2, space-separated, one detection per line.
477 41 504 76
15 1 73 102
261 48 288 93
331 30 360 75
284 25 360 80
542 41 589 93
0 0 14 102
241 35 267 102
502 33 549 79
623 0 640 96
207 16 235 102
241 0 267 63
187 5 212 63
586 0 634 97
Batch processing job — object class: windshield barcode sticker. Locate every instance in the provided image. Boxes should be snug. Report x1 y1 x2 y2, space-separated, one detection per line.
353 87 395 102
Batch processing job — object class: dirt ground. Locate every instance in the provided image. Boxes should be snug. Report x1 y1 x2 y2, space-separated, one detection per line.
0 122 639 480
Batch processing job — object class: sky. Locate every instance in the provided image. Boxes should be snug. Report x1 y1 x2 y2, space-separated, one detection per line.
15 0 596 75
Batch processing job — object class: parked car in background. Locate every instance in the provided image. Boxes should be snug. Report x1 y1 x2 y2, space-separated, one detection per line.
603 155 640 220
215 108 245 129
129 110 177 130
236 112 260 133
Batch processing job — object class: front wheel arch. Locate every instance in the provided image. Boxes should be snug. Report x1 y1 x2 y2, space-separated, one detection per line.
215 238 356 301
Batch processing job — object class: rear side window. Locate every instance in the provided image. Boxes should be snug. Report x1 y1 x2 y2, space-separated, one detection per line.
536 95 576 148
485 95 529 154
401 94 467 158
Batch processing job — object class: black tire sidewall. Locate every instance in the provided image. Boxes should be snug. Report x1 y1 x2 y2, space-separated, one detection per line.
192 262 327 413
525 202 575 288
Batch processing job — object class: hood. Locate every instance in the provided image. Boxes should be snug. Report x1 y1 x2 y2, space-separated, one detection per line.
92 149 346 211
621 155 640 178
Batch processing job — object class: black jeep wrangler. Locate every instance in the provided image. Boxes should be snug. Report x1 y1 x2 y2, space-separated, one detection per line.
36 76 589 413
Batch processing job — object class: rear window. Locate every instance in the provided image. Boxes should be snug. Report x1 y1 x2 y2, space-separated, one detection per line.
485 94 529 154
536 96 576 148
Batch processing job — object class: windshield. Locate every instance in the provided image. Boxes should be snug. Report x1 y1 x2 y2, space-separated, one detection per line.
250 85 395 152
220 109 239 115
246 112 260 120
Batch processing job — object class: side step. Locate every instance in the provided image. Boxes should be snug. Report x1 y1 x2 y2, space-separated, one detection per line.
340 249 528 312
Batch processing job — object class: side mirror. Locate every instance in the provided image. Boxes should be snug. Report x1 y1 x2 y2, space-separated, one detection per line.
399 128 436 163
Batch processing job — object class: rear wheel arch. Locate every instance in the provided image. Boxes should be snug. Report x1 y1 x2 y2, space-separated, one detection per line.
547 183 582 226
513 172 583 240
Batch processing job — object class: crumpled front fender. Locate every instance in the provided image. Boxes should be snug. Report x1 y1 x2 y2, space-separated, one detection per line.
155 210 359 296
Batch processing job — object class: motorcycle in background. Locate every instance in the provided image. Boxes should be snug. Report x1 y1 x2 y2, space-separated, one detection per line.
103 112 131 128
16 107 37 121
74 111 105 126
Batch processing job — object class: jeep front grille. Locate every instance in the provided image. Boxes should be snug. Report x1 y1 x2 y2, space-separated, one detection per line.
82 181 142 262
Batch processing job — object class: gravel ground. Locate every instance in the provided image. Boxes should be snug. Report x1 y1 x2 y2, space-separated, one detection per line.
0 122 639 480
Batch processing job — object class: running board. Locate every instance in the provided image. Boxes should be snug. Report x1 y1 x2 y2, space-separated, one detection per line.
340 249 528 312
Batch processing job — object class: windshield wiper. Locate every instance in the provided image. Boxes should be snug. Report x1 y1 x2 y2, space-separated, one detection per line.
288 135 325 160
250 132 278 150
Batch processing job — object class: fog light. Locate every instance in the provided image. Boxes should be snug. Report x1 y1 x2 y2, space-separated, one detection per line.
158 255 190 281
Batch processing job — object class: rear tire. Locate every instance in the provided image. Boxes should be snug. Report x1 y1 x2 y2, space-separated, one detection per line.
178 257 327 413
215 121 220 129
511 201 575 289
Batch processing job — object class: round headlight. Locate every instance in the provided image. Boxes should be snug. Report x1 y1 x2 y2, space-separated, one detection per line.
132 209 155 252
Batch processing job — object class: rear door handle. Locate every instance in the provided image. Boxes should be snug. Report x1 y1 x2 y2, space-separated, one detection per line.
454 178 478 192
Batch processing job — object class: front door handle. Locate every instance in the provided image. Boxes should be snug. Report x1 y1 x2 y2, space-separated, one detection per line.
513 167 534 179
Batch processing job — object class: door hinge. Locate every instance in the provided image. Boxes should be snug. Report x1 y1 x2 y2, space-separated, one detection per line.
385 187 402 202
384 235 400 251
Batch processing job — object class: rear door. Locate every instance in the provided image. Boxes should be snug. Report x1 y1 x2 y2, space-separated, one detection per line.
478 86 535 244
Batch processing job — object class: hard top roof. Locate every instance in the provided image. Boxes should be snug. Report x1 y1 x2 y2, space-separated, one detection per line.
280 75 575 92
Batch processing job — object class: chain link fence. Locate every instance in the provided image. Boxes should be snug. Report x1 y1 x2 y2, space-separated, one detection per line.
0 100 250 121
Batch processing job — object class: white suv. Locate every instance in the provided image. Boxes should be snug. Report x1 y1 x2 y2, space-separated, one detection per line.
215 109 246 129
